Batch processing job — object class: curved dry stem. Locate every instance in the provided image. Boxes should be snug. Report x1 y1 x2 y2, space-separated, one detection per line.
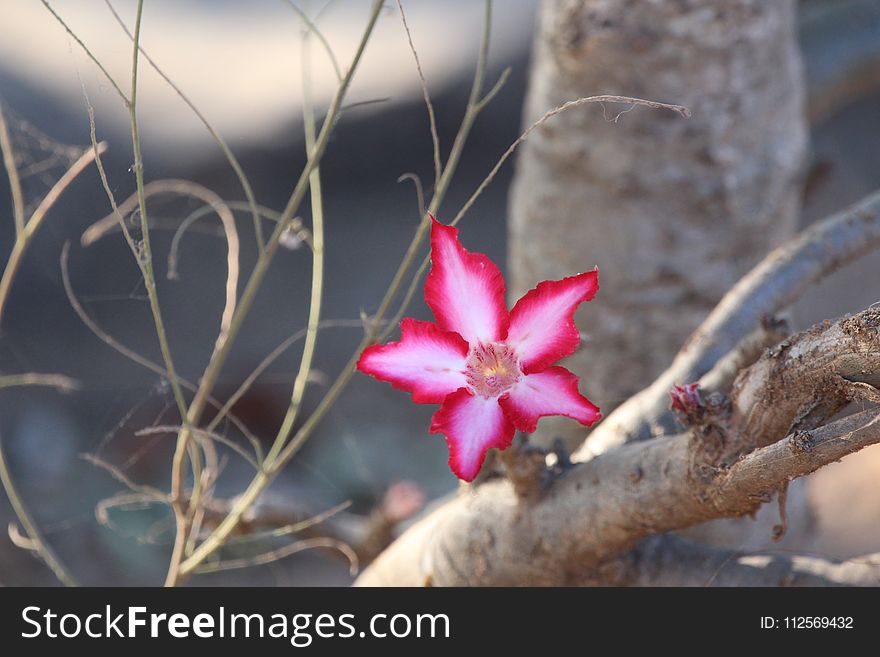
195 537 358 576
280 0 342 82
224 500 351 545
397 173 427 220
81 453 168 501
0 373 78 392
168 202 310 280
82 179 240 346
136 425 260 471
0 143 106 327
380 92 691 339
95 492 168 535
263 28 327 467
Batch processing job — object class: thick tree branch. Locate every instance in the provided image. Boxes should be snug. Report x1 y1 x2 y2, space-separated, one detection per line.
729 308 880 454
582 189 880 460
356 309 880 586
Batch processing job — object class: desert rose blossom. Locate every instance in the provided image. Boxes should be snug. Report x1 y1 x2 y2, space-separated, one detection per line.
357 217 600 481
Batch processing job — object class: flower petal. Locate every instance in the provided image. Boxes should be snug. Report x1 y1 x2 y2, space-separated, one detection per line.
506 269 598 372
430 388 515 481
425 217 509 345
499 366 600 433
357 318 469 403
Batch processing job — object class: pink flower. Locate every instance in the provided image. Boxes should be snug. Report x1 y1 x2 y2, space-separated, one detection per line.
357 218 600 481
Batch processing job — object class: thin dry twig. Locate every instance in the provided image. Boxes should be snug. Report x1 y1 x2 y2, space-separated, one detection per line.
224 500 352 545
136 425 260 471
0 373 79 392
168 203 311 279
204 319 367 435
80 453 168 501
40 0 129 102
0 142 106 326
262 30 330 469
378 92 691 341
82 179 240 346
0 103 25 235
397 173 427 220
280 0 343 82
396 0 442 186
195 537 359 576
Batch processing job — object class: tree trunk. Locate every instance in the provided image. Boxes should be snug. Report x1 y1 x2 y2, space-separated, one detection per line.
508 0 807 445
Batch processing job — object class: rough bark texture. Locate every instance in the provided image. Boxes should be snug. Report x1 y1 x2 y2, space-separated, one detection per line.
508 0 807 445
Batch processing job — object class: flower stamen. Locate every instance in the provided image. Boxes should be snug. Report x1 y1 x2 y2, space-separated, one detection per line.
465 342 521 398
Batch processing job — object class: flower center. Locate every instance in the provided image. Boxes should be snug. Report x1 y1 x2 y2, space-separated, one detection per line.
465 342 521 398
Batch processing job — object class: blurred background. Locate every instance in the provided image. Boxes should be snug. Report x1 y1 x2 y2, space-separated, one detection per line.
1 0 879 585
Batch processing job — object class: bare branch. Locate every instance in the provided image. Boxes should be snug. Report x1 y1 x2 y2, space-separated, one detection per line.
396 0 442 187
195 537 359 576
81 179 240 349
136 425 260 471
80 453 168 501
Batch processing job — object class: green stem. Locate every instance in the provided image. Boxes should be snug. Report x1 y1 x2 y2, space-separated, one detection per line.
119 0 193 586
265 29 326 466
